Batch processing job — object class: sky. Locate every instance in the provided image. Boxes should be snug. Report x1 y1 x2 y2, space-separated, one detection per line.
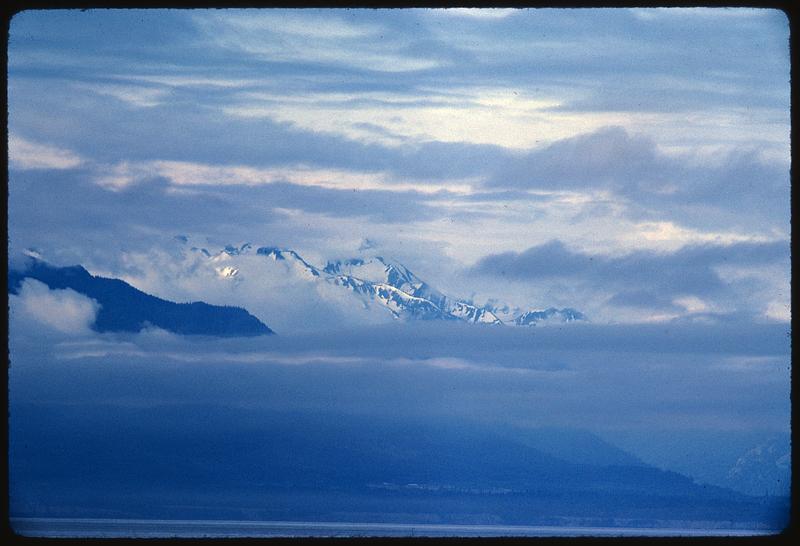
7 7 791 325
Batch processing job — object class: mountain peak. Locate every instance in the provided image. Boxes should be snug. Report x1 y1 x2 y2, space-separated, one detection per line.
257 247 320 278
224 242 253 256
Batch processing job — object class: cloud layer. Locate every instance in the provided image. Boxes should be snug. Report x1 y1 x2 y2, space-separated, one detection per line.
8 318 791 498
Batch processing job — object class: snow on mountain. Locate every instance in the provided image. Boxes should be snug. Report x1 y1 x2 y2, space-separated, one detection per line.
372 283 452 321
215 266 239 279
324 258 449 320
324 256 449 311
176 237 585 328
322 252 586 326
726 437 790 497
257 246 321 280
513 307 587 326
449 301 502 325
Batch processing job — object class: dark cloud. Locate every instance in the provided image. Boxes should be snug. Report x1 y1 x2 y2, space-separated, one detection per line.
487 126 789 230
8 167 443 268
471 239 789 308
9 74 512 186
606 289 678 311
491 127 667 189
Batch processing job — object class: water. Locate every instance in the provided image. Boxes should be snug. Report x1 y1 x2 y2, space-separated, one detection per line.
10 518 777 538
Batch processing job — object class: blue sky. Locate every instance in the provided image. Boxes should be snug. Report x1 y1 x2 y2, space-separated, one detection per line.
8 8 791 324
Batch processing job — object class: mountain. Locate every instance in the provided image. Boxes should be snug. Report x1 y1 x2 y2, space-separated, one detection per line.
505 426 645 468
514 307 586 326
8 258 273 337
449 301 503 324
323 256 455 321
10 405 789 528
186 240 583 327
726 436 791 497
257 247 322 280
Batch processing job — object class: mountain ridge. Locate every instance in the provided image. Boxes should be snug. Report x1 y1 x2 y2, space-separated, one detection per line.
188 241 585 327
10 404 788 528
9 257 273 337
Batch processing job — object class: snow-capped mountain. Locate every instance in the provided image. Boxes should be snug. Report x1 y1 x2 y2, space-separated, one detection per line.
256 247 322 280
324 256 449 310
449 301 503 325
514 307 586 326
726 437 790 497
181 239 586 328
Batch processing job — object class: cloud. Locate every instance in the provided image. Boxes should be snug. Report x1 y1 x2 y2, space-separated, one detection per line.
498 126 664 189
473 239 788 282
8 135 85 170
223 86 628 150
8 164 451 273
9 320 791 435
629 7 777 21
7 318 790 514
9 74 517 185
193 11 440 73
10 278 100 335
75 82 169 108
487 126 789 229
212 11 381 40
442 8 517 19
94 159 474 195
471 239 790 320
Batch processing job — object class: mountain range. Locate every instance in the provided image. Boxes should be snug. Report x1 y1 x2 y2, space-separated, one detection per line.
189 240 586 328
8 257 273 337
9 241 585 336
9 405 789 528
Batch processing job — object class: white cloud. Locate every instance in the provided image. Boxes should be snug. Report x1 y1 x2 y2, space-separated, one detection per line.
223 87 659 150
110 74 260 89
620 221 779 252
193 11 439 73
100 245 395 335
8 135 84 170
93 159 475 195
209 11 381 40
75 82 169 108
673 296 711 314
764 301 791 322
93 161 146 190
10 278 100 335
441 8 517 19
630 7 771 21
